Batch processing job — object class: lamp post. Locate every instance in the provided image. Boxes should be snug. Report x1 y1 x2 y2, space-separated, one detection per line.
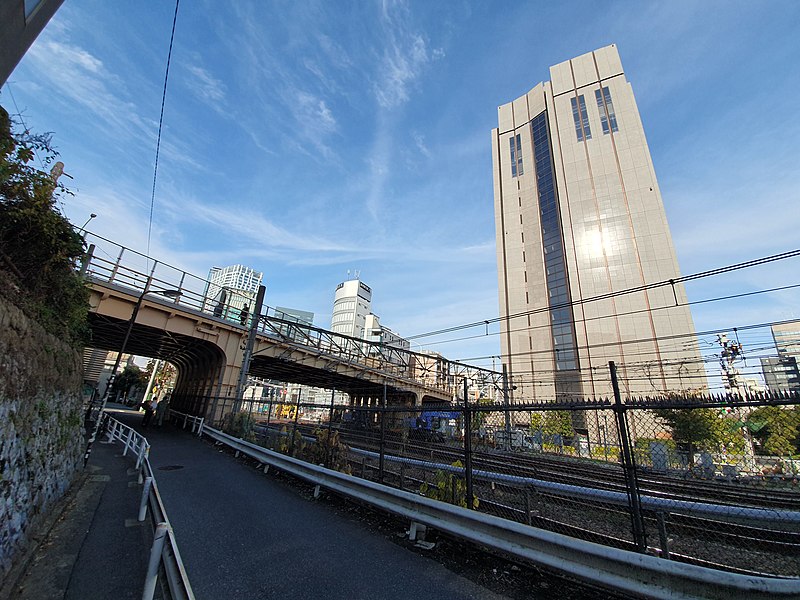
83 285 181 466
78 213 97 234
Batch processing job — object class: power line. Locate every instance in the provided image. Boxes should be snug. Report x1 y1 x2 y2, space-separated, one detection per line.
147 0 180 257
445 281 800 362
409 248 800 341
460 317 800 376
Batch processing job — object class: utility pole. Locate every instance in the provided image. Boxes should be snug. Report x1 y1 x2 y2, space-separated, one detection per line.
234 285 265 413
502 364 512 451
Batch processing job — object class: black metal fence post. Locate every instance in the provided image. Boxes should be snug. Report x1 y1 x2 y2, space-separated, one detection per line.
290 391 301 457
610 361 647 552
325 388 335 469
379 383 386 483
463 378 474 509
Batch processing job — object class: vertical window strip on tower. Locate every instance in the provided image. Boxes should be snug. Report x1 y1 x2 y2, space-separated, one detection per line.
570 97 583 141
578 95 591 140
509 133 523 177
595 87 618 134
570 95 592 141
530 112 579 371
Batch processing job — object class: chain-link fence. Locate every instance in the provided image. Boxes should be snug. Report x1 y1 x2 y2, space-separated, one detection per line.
190 389 800 577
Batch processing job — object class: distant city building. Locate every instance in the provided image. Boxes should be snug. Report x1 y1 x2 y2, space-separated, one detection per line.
1 0 64 85
331 278 372 338
204 264 263 320
330 277 411 364
491 44 705 402
761 321 800 392
274 306 314 341
364 314 410 364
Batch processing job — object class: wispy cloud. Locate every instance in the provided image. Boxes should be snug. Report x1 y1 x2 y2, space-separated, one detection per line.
23 36 153 147
373 0 443 110
411 131 431 158
186 63 226 104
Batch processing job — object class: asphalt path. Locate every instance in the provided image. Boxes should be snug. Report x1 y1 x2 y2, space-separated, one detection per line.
111 408 509 600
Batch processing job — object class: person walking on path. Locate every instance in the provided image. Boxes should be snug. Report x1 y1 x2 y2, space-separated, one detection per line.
142 397 156 427
155 394 170 427
239 303 250 326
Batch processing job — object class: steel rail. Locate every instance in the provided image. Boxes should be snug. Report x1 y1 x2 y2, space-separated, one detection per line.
273 421 800 523
202 425 800 600
348 447 800 524
104 415 195 600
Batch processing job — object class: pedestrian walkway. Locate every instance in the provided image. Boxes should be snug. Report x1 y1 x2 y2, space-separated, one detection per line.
4 405 511 599
113 409 509 600
1 404 153 600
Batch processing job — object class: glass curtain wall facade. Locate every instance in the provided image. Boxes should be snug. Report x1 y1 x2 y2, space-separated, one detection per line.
491 45 705 404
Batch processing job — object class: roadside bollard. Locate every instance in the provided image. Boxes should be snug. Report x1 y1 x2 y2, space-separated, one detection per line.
138 476 153 522
142 522 169 600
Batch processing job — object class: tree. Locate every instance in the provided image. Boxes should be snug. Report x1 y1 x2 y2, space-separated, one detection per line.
110 365 147 402
653 408 725 465
0 106 88 344
747 406 800 457
143 360 177 395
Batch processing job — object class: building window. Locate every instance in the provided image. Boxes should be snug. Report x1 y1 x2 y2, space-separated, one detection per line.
570 95 591 142
531 111 579 372
595 87 618 134
24 0 42 19
509 133 523 177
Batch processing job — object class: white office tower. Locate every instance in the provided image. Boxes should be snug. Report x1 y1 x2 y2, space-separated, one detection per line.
491 45 705 402
204 264 263 316
331 279 372 338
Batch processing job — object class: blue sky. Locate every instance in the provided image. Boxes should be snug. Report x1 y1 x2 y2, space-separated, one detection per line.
4 1 800 384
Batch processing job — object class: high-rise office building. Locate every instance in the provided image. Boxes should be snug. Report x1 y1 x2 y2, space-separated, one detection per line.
330 278 410 363
331 279 373 338
761 321 800 392
204 264 263 318
492 45 704 402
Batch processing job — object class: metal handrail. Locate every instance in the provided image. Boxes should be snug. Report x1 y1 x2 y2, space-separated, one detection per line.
168 410 204 436
201 424 800 600
103 415 195 600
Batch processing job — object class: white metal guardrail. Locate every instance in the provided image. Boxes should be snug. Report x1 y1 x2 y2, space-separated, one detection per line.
167 410 204 436
104 415 195 600
202 425 800 600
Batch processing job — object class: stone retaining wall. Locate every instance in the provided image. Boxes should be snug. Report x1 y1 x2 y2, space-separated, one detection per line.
0 295 84 578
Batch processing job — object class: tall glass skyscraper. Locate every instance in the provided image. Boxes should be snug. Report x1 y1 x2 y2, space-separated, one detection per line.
492 45 705 402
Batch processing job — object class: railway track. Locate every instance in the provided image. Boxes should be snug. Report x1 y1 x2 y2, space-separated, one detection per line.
257 421 800 576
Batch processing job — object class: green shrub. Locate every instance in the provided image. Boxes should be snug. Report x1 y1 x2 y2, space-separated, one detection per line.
0 106 88 345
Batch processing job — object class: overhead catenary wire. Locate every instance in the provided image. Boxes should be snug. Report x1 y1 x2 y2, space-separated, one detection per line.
465 316 800 374
147 0 180 258
408 248 800 342
445 280 800 369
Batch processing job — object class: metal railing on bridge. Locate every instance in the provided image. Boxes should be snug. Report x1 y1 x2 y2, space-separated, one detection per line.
79 231 503 399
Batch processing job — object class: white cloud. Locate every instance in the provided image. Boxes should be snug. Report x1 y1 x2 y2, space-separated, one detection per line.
411 131 431 158
372 0 441 109
186 64 226 104
24 37 153 146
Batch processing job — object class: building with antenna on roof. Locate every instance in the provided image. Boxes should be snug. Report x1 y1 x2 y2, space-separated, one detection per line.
331 277 373 339
331 277 410 363
492 44 705 403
